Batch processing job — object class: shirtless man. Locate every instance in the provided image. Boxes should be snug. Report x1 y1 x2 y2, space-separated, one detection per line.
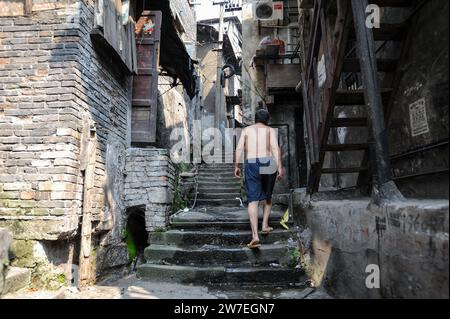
234 109 284 249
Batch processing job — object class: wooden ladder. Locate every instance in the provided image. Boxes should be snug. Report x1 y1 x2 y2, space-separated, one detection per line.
305 0 416 195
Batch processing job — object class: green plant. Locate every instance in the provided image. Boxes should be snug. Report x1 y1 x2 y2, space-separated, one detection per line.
124 228 137 263
172 163 192 213
289 247 301 267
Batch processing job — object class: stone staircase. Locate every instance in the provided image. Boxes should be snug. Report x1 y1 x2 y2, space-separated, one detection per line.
137 163 307 290
196 163 242 207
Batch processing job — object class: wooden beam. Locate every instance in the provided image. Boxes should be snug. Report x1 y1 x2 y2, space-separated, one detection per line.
351 0 404 202
312 0 353 193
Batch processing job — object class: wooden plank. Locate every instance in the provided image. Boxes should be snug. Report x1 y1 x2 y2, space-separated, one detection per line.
330 117 368 127
324 143 369 152
342 58 398 72
301 73 317 165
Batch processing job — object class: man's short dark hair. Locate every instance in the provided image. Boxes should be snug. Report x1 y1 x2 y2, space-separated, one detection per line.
255 108 270 125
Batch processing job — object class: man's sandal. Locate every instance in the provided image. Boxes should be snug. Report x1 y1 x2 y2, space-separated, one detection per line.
261 227 274 235
247 240 261 249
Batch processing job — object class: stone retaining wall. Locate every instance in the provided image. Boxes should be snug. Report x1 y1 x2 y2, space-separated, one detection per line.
124 148 175 232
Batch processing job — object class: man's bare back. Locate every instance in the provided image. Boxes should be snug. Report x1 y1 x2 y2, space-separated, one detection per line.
242 123 274 160
235 123 283 180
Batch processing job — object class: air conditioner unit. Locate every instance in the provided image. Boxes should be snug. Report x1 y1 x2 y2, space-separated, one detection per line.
254 1 284 22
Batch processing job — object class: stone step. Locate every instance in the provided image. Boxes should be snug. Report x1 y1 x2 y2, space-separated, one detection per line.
137 264 305 285
198 171 236 178
194 199 244 207
170 207 290 229
197 186 242 194
149 229 298 246
144 243 295 266
197 193 242 200
198 176 240 183
197 181 241 188
171 218 290 230
200 168 236 173
2 267 31 295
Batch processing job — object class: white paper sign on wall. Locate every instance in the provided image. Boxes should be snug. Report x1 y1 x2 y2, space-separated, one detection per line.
409 98 430 137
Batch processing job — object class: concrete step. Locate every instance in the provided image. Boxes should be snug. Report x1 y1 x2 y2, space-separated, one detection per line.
144 243 295 266
198 176 240 183
198 172 236 178
199 169 236 174
197 186 242 194
170 207 290 229
197 193 241 200
149 229 298 246
2 267 31 295
197 181 241 188
171 219 290 230
194 199 243 207
137 264 305 285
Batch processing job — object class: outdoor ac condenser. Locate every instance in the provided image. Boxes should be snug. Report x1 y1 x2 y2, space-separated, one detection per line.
254 1 284 22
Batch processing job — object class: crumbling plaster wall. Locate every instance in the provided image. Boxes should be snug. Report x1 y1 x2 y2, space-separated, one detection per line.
295 194 449 299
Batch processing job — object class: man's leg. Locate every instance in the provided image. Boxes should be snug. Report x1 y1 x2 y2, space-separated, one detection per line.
262 199 272 231
248 201 260 242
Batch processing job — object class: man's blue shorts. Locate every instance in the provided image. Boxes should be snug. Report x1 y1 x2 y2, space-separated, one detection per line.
244 157 278 203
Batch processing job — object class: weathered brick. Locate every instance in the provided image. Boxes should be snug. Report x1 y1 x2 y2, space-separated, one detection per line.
38 181 53 191
2 182 31 191
20 191 36 200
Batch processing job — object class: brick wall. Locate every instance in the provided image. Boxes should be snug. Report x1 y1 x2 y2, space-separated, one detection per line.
124 148 175 232
0 0 132 275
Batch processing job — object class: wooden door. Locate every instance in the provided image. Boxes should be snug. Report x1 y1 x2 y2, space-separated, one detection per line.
131 11 162 144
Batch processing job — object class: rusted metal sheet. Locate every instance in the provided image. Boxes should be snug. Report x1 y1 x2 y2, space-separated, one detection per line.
131 11 162 145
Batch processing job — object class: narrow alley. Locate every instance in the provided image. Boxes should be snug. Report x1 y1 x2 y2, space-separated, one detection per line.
0 0 448 301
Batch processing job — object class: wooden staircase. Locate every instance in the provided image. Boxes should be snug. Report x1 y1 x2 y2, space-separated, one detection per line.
302 0 418 196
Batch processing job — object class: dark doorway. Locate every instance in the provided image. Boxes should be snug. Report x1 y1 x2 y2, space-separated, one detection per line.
125 207 148 266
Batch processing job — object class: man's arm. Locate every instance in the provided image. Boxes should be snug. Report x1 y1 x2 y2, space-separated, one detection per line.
270 128 284 180
234 128 246 178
